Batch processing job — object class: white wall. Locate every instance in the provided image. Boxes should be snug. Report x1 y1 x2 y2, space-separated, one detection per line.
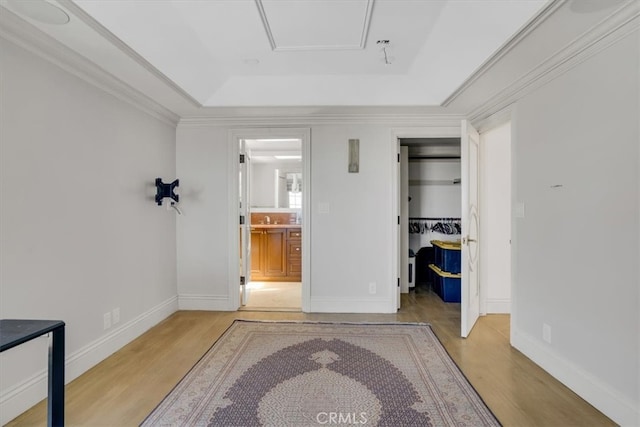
479 122 511 313
176 123 396 313
309 125 394 312
408 160 461 252
0 38 178 424
175 125 231 309
512 33 639 425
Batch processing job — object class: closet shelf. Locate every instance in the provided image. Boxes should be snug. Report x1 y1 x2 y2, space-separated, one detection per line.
409 179 460 186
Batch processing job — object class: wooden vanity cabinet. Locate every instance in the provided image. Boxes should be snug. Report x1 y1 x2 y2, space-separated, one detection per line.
250 227 301 281
251 228 286 279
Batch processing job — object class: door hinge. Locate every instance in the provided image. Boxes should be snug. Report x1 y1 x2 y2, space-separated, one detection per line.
397 278 400 287
397 216 400 225
239 154 245 164
240 215 245 225
240 276 246 286
397 153 400 162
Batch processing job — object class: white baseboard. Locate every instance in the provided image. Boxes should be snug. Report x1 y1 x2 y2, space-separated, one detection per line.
0 295 178 425
309 297 396 313
485 298 511 313
178 294 233 311
512 329 639 426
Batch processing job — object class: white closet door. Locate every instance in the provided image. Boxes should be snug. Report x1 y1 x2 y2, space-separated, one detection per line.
461 120 481 337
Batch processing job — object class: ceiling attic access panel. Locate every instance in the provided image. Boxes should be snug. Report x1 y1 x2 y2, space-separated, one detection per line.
255 0 374 51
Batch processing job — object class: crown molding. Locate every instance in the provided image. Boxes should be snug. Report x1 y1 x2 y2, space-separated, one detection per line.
467 0 640 125
472 104 515 134
179 107 464 128
57 0 201 108
0 6 180 126
442 0 566 107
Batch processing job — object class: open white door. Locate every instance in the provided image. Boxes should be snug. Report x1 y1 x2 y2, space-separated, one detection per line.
396 139 401 309
239 140 251 306
400 146 409 294
461 120 480 337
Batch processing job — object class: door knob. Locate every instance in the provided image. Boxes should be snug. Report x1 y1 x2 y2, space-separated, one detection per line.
462 236 477 245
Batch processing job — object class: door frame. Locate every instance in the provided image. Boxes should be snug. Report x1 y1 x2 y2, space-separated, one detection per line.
239 138 251 306
475 108 516 341
391 126 475 315
228 127 311 312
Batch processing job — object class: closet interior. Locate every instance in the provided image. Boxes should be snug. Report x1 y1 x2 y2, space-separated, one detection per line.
400 138 462 302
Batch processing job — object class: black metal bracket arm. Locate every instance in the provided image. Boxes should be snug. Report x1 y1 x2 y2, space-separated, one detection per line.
155 178 179 206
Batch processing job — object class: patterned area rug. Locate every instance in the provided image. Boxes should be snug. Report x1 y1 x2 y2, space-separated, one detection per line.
141 321 500 426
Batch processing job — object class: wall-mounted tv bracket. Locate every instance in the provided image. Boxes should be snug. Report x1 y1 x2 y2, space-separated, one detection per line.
155 178 179 206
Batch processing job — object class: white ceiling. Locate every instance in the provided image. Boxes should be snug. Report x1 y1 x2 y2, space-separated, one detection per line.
246 138 302 164
6 0 547 108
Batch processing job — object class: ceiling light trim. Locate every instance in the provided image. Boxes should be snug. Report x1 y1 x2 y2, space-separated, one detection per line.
255 0 374 51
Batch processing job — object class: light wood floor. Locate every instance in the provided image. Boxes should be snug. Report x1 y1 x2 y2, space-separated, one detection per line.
8 286 615 426
241 281 302 311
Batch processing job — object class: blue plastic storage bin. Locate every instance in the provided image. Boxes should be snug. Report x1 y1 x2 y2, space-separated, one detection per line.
428 264 441 296
428 264 461 303
432 240 461 274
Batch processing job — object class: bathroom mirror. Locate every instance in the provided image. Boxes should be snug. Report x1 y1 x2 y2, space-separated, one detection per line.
276 172 302 209
250 163 302 210
246 138 302 211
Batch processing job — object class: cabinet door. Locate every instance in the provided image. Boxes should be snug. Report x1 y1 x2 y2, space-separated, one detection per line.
250 229 263 279
286 240 301 278
286 228 302 280
263 228 287 277
287 240 302 259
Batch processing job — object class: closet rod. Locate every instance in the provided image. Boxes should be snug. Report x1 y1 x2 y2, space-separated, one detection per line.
408 156 460 160
408 217 461 220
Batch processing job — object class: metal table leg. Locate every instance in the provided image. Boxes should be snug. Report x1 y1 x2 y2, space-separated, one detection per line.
48 325 65 427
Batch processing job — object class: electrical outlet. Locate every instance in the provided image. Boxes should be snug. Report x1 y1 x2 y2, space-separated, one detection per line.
112 307 120 325
369 282 376 294
543 323 551 344
103 312 112 330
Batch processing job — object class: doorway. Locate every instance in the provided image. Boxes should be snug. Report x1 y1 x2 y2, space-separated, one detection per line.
392 121 512 336
400 137 463 310
231 128 311 312
392 122 481 337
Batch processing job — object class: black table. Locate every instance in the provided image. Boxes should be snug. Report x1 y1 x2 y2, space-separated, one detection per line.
0 319 65 427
